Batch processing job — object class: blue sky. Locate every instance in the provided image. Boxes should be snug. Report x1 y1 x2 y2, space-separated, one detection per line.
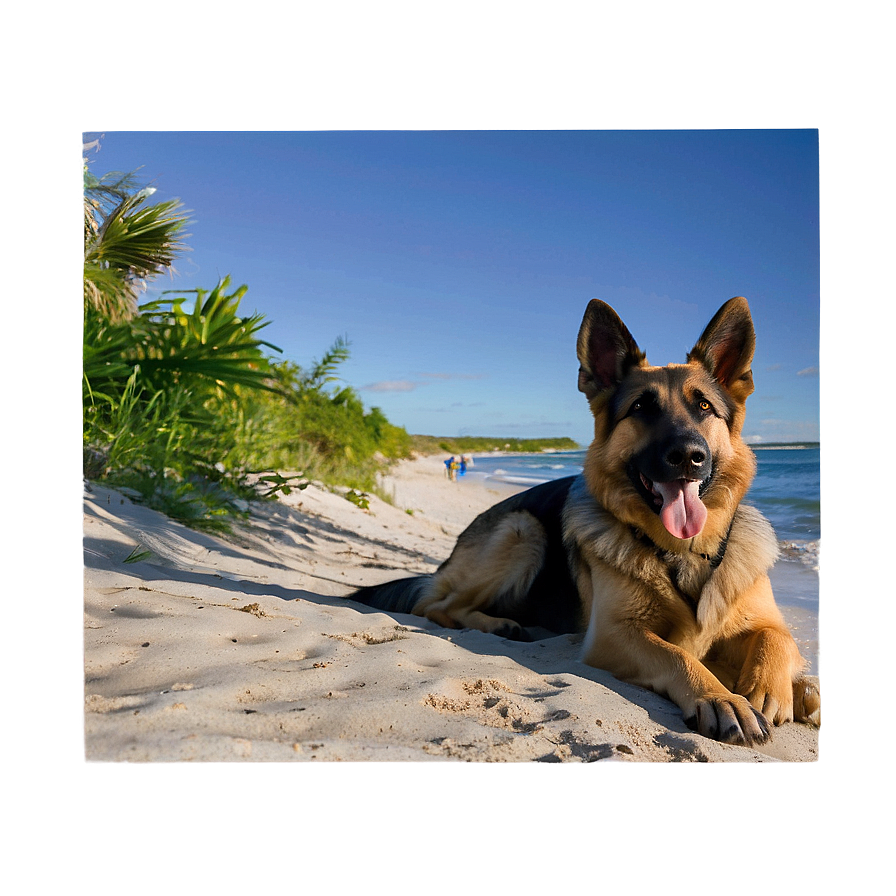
84 130 819 445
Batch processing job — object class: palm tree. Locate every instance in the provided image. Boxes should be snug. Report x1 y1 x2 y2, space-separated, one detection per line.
83 159 189 323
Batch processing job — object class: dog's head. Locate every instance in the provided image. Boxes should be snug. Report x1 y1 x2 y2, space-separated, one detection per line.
577 297 757 549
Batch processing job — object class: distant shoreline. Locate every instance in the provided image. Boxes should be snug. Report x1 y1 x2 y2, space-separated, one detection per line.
751 442 820 451
409 435 581 456
412 439 819 457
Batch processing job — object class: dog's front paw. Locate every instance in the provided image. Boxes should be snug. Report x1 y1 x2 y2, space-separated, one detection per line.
739 680 794 726
685 694 771 746
793 676 820 727
735 660 798 726
491 619 531 641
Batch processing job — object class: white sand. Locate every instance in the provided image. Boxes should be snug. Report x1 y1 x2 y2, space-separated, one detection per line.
83 455 819 762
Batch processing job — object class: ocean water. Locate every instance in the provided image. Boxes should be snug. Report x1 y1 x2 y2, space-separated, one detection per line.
464 446 820 548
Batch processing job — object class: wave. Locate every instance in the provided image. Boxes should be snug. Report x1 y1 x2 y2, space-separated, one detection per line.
779 539 820 571
486 472 553 487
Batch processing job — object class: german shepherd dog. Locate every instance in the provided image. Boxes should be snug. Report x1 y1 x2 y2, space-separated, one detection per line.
352 298 820 746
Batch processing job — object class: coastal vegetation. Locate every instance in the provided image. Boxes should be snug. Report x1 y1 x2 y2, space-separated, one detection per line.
409 435 580 454
82 158 411 530
82 154 578 530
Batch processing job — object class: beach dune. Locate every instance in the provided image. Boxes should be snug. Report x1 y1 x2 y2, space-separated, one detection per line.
83 456 819 762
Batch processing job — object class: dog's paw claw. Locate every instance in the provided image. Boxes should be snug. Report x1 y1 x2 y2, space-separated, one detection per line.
693 695 771 746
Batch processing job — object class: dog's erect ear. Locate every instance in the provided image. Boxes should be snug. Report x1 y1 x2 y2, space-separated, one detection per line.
688 296 755 401
576 299 645 400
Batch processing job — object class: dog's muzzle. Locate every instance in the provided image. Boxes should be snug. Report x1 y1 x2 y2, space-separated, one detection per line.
629 430 713 540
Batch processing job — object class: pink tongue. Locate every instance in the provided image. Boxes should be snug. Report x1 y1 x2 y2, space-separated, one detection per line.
653 480 707 539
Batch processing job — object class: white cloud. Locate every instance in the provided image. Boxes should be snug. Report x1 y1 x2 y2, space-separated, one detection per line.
361 380 418 393
362 371 488 393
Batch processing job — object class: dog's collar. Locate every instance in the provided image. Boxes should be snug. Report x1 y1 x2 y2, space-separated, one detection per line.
631 519 734 569
704 521 733 569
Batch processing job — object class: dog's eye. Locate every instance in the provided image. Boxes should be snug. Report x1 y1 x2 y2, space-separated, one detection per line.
698 399 713 414
629 394 656 416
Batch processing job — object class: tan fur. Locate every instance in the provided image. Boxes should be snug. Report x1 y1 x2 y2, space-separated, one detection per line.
372 296 819 746
570 297 819 743
412 511 547 637
581 362 756 557
568 477 818 740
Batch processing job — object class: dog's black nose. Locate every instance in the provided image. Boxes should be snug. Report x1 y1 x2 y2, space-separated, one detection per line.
634 428 713 487
665 444 706 469
660 433 711 480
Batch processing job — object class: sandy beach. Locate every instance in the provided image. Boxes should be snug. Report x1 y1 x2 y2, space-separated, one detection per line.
83 455 820 762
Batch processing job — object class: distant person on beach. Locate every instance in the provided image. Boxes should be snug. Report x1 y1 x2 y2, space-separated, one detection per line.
445 456 458 482
458 457 467 476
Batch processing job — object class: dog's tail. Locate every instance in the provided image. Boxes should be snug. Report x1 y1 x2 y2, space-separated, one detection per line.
350 575 432 615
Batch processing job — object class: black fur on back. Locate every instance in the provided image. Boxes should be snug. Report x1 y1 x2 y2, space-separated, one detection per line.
471 476 581 632
350 476 583 634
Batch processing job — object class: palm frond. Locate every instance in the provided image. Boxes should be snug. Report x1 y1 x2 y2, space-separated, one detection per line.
83 166 190 323
84 277 283 412
302 335 351 392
